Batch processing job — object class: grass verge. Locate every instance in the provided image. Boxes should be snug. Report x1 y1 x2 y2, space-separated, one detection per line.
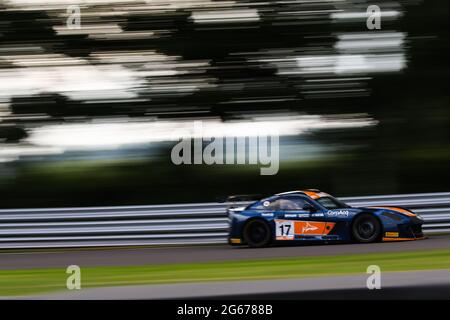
2 248 450 297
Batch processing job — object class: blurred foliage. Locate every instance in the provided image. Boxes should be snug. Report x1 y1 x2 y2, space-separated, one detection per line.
0 0 449 207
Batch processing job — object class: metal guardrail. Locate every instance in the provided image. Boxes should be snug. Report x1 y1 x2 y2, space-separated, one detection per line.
0 192 449 249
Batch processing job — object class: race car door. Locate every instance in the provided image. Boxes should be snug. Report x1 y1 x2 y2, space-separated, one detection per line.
273 195 326 240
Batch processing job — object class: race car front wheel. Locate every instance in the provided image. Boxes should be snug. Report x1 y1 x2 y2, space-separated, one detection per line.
243 219 272 248
352 214 381 243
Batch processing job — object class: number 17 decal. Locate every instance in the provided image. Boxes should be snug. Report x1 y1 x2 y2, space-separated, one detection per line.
275 220 294 240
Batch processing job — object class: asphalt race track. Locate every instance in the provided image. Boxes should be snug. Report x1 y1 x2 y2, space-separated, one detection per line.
1 234 450 270
22 269 450 299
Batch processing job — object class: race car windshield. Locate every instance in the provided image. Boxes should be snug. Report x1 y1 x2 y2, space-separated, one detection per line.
316 196 350 209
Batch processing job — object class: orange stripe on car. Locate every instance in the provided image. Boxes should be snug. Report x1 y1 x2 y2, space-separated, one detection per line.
301 191 320 199
369 206 416 217
292 221 336 235
300 190 329 199
294 221 324 235
382 237 426 241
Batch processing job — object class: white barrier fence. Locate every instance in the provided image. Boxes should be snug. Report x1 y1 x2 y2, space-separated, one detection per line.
0 192 449 248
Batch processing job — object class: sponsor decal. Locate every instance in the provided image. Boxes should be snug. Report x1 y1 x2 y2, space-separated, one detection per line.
302 222 319 233
284 213 297 218
275 220 336 240
312 213 324 217
383 237 426 241
261 213 274 217
385 232 399 237
295 221 330 235
327 210 349 217
297 213 309 218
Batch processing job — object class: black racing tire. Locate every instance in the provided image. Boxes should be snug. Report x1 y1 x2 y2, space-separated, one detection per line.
243 219 272 248
352 213 382 243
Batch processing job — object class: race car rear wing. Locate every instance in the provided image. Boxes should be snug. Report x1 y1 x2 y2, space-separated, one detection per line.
217 194 264 209
227 194 263 202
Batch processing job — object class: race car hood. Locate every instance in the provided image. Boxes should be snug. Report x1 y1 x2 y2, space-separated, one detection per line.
355 206 417 217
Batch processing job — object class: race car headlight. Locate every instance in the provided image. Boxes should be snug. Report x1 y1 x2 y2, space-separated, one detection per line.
416 214 424 221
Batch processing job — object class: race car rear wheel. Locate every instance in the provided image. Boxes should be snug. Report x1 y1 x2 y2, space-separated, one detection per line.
243 219 272 248
352 214 381 243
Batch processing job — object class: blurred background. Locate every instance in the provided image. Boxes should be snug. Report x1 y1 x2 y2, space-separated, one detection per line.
0 0 448 208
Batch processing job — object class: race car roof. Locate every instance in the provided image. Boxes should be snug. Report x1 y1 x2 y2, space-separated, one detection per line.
276 189 330 199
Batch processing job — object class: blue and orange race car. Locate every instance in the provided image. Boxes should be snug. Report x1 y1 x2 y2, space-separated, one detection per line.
228 189 425 247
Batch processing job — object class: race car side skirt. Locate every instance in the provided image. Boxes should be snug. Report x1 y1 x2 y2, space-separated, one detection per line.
382 236 427 241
